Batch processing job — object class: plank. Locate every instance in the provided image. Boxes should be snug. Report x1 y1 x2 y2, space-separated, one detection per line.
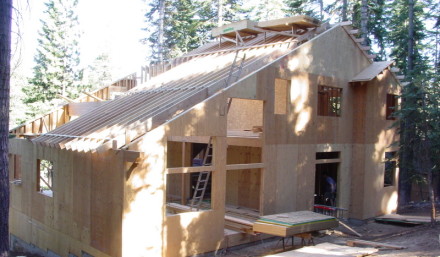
166 165 215 174
267 242 378 257
253 211 338 237
375 214 433 224
346 239 406 250
351 61 393 82
226 163 264 170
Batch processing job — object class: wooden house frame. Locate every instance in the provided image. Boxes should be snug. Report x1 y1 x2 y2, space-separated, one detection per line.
9 16 401 257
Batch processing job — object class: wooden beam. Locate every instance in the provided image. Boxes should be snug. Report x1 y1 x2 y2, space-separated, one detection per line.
253 27 301 37
396 75 405 80
390 67 400 73
354 37 364 43
226 163 264 170
360 46 371 51
338 21 353 26
348 29 359 35
121 150 144 162
56 94 75 103
167 135 210 144
166 165 215 174
84 92 104 101
367 54 376 59
346 239 406 250
315 159 341 164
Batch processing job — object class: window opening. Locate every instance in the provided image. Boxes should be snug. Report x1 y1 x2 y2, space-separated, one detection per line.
384 152 397 187
386 94 398 120
37 159 54 197
9 154 22 180
316 152 340 160
318 85 342 117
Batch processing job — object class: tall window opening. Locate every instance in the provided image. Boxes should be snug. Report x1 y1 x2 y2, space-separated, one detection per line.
386 94 398 120
37 159 54 197
318 85 342 117
384 152 397 187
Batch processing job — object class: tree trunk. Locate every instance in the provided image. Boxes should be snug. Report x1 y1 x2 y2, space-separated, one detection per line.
319 0 323 21
408 0 415 74
342 0 348 21
360 0 368 45
158 0 165 62
0 0 12 256
218 0 223 27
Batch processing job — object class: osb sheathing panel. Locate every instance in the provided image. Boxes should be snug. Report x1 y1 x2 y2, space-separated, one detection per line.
164 137 227 257
262 144 353 216
256 26 399 218
226 146 261 209
166 93 227 137
8 139 123 257
126 122 227 257
227 99 263 131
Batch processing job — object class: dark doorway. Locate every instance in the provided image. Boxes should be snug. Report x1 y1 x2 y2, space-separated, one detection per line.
315 163 338 206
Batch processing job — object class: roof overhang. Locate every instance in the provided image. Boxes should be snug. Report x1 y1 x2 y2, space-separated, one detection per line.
350 61 394 82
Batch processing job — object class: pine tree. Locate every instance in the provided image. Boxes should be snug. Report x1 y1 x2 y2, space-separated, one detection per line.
83 53 113 90
23 0 83 116
0 0 12 255
253 0 286 21
285 0 323 20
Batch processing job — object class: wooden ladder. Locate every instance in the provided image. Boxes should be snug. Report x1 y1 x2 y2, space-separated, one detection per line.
190 137 213 210
225 51 246 113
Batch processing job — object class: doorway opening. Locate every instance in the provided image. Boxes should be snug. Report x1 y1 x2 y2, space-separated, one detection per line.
315 163 338 206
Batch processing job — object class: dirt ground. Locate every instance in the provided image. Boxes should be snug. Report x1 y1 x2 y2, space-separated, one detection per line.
216 204 440 257
9 204 440 257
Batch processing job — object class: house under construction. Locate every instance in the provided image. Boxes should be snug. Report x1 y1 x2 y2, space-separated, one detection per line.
8 16 401 257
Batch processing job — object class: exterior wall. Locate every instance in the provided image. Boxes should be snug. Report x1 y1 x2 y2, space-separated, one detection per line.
229 26 399 218
123 93 228 257
351 69 400 219
9 138 124 257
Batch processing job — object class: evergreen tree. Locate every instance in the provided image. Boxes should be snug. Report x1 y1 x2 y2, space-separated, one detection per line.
253 0 286 21
83 53 113 90
285 0 323 20
142 0 248 62
23 0 83 116
0 0 11 255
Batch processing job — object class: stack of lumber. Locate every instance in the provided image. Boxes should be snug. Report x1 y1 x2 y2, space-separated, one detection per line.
375 214 433 225
225 205 259 234
253 211 338 237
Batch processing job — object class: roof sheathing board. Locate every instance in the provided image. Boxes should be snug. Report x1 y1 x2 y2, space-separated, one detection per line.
257 15 320 31
33 41 298 150
211 20 260 38
351 61 394 82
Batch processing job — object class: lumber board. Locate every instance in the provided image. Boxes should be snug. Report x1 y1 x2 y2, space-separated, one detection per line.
351 61 393 82
346 239 406 250
253 211 338 237
375 214 433 224
212 20 259 38
257 15 320 31
267 242 378 256
166 165 215 174
226 163 264 170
